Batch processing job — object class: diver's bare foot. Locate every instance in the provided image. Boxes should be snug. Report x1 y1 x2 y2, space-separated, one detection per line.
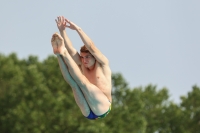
51 33 66 55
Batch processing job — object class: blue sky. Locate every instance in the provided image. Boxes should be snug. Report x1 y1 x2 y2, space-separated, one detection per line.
0 0 199 103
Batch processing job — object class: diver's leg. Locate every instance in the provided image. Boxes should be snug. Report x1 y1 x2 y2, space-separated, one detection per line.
53 36 90 117
51 33 110 115
62 52 110 115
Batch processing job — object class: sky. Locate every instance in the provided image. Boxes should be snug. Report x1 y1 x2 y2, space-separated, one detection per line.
0 0 199 103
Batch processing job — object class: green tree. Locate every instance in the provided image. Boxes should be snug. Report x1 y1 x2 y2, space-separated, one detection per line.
141 85 169 132
1 53 199 133
180 85 200 133
159 103 189 133
110 73 147 133
0 54 76 133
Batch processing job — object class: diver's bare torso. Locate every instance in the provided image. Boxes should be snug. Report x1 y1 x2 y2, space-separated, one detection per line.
81 61 112 102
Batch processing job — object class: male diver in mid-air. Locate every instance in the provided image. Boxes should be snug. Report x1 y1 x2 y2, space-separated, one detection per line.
51 16 112 120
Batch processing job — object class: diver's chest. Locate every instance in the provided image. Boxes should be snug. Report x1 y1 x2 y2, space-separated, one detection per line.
84 68 103 83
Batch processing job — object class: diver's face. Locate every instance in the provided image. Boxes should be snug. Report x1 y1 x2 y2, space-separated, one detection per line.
80 52 96 68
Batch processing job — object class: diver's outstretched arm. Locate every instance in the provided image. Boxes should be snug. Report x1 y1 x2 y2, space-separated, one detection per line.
55 16 81 66
65 19 109 66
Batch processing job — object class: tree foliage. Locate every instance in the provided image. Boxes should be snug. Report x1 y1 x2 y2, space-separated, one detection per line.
0 53 199 133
